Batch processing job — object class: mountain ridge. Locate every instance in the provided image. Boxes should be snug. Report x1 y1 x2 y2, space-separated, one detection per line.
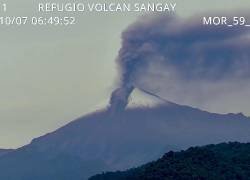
0 102 250 180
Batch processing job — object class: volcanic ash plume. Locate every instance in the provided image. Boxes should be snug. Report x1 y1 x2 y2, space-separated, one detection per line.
109 85 134 114
109 13 250 114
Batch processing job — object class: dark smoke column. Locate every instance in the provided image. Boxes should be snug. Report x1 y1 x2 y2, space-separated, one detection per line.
109 85 134 114
108 15 171 114
108 20 140 114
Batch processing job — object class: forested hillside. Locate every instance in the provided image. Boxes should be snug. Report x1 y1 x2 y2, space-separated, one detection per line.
90 142 250 180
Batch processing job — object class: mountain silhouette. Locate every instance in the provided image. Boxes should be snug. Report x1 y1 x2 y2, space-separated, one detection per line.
0 102 250 180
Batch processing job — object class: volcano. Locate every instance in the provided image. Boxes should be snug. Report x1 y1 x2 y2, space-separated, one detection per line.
0 95 250 180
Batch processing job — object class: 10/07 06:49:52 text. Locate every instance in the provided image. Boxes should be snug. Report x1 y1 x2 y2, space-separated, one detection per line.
0 16 76 26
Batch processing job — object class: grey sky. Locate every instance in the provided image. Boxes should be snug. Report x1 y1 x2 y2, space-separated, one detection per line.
1 0 250 148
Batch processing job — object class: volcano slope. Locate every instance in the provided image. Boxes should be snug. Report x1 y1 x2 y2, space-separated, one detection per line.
0 102 250 180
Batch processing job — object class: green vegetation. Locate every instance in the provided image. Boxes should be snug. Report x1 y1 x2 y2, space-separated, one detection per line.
90 142 250 180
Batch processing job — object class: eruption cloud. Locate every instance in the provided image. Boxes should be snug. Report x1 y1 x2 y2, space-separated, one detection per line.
109 12 250 114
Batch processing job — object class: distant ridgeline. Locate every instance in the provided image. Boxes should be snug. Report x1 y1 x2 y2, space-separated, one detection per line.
90 142 250 180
